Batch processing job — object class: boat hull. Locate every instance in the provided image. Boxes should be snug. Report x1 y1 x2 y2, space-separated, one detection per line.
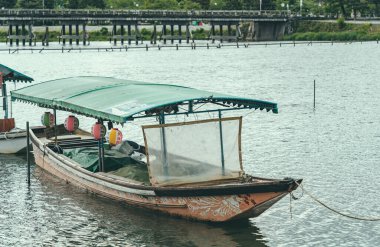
30 130 299 222
0 132 27 154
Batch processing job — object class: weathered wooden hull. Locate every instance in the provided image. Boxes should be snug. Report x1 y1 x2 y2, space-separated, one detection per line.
30 130 300 222
0 131 27 154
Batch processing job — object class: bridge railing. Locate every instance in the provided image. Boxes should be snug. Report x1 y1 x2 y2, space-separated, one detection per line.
0 9 291 19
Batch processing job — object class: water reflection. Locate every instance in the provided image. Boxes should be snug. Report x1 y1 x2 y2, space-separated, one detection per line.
0 154 267 246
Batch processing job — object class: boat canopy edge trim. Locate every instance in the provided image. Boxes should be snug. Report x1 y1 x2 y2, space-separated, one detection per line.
0 64 34 82
11 77 278 123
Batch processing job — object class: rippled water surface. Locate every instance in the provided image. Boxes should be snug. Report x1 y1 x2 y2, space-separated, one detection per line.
1 42 379 246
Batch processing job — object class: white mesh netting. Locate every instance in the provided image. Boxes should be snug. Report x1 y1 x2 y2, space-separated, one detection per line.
142 117 243 186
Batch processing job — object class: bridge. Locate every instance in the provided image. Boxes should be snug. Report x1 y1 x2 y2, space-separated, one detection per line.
0 9 327 46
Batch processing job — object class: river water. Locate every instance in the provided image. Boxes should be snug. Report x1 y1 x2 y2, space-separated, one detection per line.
0 42 379 246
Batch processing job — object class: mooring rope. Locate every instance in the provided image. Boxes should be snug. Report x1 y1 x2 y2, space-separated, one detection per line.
295 181 380 221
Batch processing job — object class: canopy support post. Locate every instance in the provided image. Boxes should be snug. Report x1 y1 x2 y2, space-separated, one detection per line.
53 108 57 145
97 120 105 172
188 100 193 113
98 139 102 172
98 138 105 172
26 121 31 186
313 79 316 111
101 135 105 172
159 111 169 177
10 82 14 118
1 73 8 119
218 110 225 176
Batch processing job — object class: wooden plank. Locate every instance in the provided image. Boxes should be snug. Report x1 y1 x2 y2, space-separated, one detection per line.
97 172 144 185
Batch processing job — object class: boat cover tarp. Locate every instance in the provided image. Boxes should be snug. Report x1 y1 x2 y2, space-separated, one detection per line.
11 76 278 123
0 64 34 82
63 147 150 184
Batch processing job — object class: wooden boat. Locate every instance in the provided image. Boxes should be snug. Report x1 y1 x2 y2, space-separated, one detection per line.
0 128 28 154
0 64 34 154
12 76 302 222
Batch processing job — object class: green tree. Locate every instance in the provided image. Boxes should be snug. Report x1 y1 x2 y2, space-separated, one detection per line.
209 0 227 9
144 0 180 10
352 0 372 17
90 0 106 8
179 0 202 9
0 0 17 8
369 0 380 16
106 0 143 8
338 0 347 16
193 0 210 9
66 0 80 8
323 0 341 17
17 0 43 8
44 0 54 8
225 0 243 9
242 0 260 10
78 0 106 8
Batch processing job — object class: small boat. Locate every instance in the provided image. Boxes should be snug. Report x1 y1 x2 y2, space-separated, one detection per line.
0 64 34 154
12 76 302 222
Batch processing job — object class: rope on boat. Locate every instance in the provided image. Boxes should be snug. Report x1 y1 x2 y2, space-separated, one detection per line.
289 185 304 219
294 181 380 221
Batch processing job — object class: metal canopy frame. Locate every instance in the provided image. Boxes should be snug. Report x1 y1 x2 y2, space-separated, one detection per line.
11 76 278 123
1 64 34 119
0 64 34 83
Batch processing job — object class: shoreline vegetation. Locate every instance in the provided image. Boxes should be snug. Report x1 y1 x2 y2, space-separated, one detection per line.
283 19 380 41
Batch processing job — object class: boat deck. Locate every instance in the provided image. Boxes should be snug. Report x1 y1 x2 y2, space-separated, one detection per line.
39 133 94 145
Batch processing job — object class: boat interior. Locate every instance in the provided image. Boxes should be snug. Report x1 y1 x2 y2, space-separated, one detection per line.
32 123 273 188
33 125 150 185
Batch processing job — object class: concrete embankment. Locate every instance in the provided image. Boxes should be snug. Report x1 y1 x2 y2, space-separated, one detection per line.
283 20 380 41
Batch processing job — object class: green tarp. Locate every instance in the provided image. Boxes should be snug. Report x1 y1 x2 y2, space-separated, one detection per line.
11 76 278 123
63 147 150 185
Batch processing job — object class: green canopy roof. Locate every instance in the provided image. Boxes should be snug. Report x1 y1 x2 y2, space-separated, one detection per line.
11 76 278 123
0 64 34 83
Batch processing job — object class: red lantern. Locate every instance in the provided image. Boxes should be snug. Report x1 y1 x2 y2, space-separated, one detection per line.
41 112 55 127
108 128 123 146
64 115 79 132
91 123 106 140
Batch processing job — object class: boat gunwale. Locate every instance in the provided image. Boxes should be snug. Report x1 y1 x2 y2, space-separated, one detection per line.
0 133 26 139
30 129 299 197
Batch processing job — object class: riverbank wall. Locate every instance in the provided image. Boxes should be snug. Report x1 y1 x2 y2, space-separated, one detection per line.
283 20 380 41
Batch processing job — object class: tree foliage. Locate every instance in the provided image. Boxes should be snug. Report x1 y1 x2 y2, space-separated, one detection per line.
66 0 80 9
17 0 42 8
45 0 55 8
144 0 180 10
79 0 106 8
106 0 142 8
5 0 380 17
193 0 210 9
0 0 17 8
179 0 202 10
